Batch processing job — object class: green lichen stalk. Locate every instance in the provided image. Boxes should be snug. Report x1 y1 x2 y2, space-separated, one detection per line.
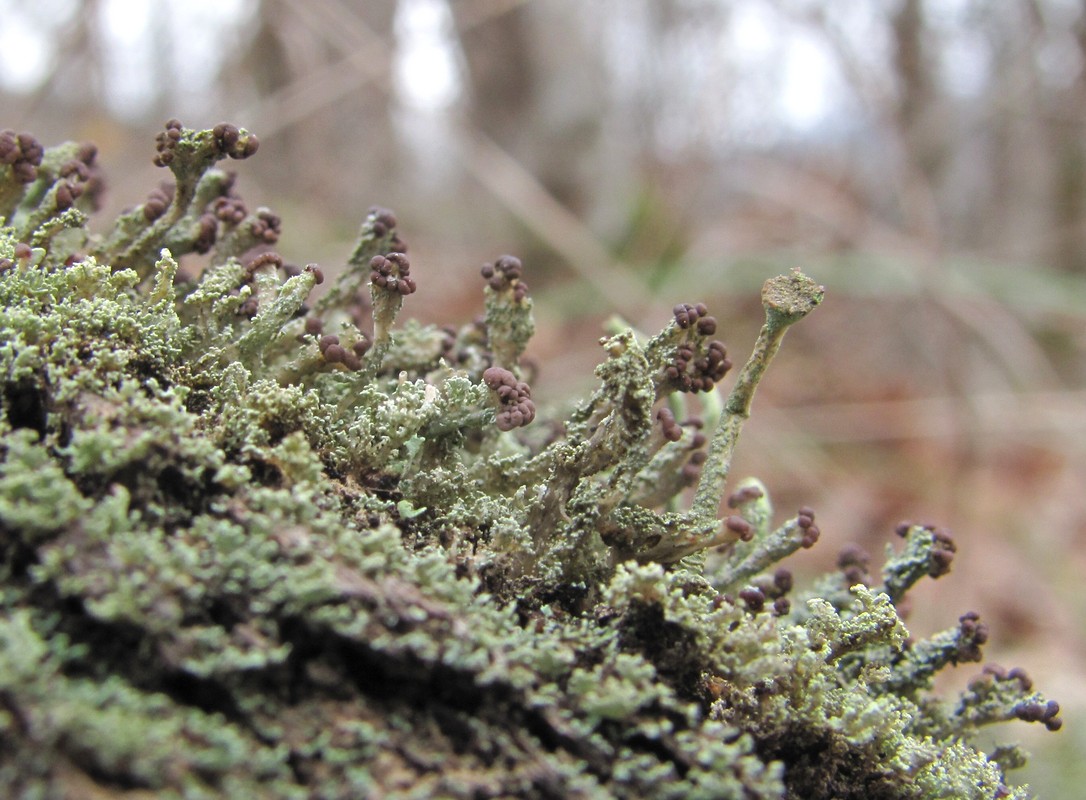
0 122 1060 799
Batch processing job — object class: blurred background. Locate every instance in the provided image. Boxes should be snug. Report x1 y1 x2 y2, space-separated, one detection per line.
2 0 1084 790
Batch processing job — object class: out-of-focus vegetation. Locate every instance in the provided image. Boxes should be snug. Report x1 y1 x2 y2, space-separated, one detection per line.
2 0 1084 793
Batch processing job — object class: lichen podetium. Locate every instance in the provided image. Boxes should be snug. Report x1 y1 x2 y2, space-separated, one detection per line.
0 121 1059 799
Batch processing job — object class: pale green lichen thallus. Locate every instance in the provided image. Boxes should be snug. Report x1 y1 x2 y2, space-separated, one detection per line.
0 121 1058 799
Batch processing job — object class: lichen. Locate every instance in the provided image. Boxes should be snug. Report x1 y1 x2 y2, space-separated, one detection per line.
0 121 1058 799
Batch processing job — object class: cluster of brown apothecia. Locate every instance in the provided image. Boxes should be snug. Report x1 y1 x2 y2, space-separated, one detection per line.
153 119 259 168
834 521 955 594
737 567 794 615
367 206 405 245
230 252 321 321
894 521 956 578
662 303 732 394
369 253 416 296
480 255 528 302
243 251 311 283
1 130 100 217
238 249 371 373
794 506 820 549
210 175 281 246
655 407 710 485
142 183 174 222
482 366 536 431
152 119 184 167
971 665 1063 731
0 129 43 184
301 311 372 372
0 242 32 274
314 330 370 371
1015 699 1062 731
955 611 990 663
53 146 101 212
656 406 685 442
726 484 821 552
726 483 764 508
836 543 871 585
143 173 281 260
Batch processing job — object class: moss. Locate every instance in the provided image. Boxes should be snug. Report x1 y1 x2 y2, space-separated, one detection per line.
0 121 1058 798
